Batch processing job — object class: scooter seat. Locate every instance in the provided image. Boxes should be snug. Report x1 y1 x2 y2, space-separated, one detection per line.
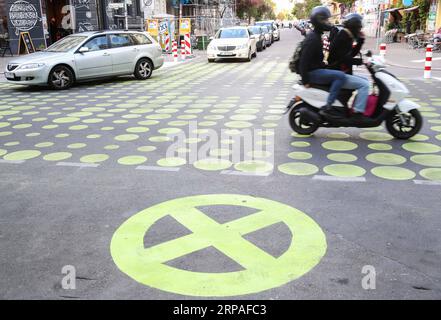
309 83 354 93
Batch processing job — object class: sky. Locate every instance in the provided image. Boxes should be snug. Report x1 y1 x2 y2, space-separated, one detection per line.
274 0 295 14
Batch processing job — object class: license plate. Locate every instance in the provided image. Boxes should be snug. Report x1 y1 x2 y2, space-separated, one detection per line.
4 72 14 79
219 52 233 56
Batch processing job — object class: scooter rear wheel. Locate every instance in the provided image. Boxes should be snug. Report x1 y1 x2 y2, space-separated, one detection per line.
385 109 422 139
288 104 319 135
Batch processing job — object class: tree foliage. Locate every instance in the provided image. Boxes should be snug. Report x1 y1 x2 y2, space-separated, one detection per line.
291 0 322 20
237 0 276 23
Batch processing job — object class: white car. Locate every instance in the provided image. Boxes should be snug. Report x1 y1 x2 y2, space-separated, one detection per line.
207 27 258 62
4 30 164 90
256 21 280 41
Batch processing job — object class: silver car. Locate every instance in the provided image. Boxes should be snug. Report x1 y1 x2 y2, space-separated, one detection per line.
4 30 164 90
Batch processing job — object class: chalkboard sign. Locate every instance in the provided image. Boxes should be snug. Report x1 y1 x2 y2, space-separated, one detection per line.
18 31 35 54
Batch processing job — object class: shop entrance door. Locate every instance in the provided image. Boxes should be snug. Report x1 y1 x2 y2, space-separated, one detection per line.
45 0 72 45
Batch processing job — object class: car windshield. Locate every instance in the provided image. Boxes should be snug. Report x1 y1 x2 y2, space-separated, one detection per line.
249 27 261 34
216 29 248 39
256 22 273 30
45 36 87 52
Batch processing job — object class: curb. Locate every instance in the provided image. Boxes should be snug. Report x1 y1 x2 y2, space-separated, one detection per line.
386 62 441 71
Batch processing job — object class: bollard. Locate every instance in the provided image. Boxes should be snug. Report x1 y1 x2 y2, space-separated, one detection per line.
164 34 170 53
379 43 386 57
181 41 186 60
184 33 192 56
172 40 178 62
424 44 433 79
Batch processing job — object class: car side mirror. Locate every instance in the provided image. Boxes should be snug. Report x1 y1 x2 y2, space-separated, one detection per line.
79 47 89 53
209 36 214 41
365 50 372 57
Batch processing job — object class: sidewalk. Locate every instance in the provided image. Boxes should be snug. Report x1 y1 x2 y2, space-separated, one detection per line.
364 37 441 71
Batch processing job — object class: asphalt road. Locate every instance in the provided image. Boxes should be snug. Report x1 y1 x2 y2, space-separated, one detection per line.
1 28 441 299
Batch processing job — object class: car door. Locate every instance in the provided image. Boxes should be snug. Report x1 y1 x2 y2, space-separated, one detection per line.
108 33 138 74
74 35 112 79
247 30 257 54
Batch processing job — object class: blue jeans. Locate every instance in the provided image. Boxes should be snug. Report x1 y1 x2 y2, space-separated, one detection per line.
342 74 370 113
308 69 346 106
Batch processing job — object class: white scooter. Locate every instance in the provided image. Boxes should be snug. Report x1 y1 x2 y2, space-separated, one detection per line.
286 51 422 139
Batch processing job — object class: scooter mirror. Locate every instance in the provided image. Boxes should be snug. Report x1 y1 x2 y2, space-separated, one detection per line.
365 50 373 57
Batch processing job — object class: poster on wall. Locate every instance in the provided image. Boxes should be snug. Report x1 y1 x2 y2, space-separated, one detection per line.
7 0 45 53
73 0 98 33
427 0 437 31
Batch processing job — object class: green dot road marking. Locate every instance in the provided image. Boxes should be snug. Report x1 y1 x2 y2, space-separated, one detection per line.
402 142 441 154
291 141 310 148
371 166 416 180
80 154 109 163
157 157 187 167
118 156 147 165
110 194 327 297
322 141 358 151
419 168 441 181
43 152 72 161
234 160 273 173
3 150 41 161
278 162 319 176
368 143 393 151
323 164 366 177
115 134 139 142
359 132 393 141
366 153 407 165
327 153 357 162
411 155 441 167
193 158 232 171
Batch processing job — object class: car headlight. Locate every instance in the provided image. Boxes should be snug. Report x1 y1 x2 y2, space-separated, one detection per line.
236 44 247 50
207 44 216 50
18 63 46 70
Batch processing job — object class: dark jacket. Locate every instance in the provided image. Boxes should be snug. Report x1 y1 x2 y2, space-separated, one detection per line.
327 28 364 75
298 30 326 85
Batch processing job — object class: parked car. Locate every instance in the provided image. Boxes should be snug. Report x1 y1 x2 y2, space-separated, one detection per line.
256 20 280 42
248 26 266 51
4 30 164 90
260 25 272 47
207 27 258 62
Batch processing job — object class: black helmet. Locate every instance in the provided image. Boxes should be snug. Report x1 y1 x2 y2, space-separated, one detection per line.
342 13 363 36
310 6 333 32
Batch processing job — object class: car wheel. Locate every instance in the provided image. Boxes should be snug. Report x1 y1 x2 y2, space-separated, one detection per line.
48 65 74 90
208 58 215 63
134 58 153 80
252 49 257 58
246 49 252 62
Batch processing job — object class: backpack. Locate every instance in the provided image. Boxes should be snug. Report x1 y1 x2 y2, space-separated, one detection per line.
288 39 304 74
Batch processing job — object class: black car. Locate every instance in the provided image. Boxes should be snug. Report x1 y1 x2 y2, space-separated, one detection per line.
248 26 266 51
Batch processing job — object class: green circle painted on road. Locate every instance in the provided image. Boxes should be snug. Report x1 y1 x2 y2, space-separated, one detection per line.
0 149 7 156
118 156 147 166
3 150 41 161
110 194 327 297
327 153 357 163
115 134 139 142
411 155 441 167
43 152 72 161
322 141 358 151
402 142 441 154
193 158 232 171
291 141 311 148
288 152 312 160
366 153 407 165
278 162 319 176
323 164 366 177
419 168 441 181
371 166 416 180
234 160 273 173
80 154 109 163
68 143 86 149
359 132 393 141
368 143 393 151
157 157 187 167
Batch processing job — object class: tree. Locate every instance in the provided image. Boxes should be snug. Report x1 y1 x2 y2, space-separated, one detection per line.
292 0 321 20
237 0 276 23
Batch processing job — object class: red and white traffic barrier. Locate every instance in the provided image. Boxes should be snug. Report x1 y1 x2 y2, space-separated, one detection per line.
181 41 186 60
164 34 170 52
424 44 433 79
379 43 386 58
184 33 192 56
172 40 178 62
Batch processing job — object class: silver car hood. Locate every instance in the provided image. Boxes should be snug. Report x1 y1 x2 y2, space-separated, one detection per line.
8 51 72 65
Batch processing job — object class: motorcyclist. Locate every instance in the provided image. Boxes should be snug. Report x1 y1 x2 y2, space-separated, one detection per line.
298 6 346 119
328 13 370 122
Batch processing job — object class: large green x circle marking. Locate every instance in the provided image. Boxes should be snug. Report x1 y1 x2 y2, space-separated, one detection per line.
111 194 327 297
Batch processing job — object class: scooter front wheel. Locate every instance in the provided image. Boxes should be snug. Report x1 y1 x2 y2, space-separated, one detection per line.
288 103 320 135
385 109 423 139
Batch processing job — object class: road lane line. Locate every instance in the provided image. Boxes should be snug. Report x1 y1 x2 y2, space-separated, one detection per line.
413 180 441 186
0 159 25 164
136 165 180 172
56 162 100 168
220 170 272 177
313 175 366 182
